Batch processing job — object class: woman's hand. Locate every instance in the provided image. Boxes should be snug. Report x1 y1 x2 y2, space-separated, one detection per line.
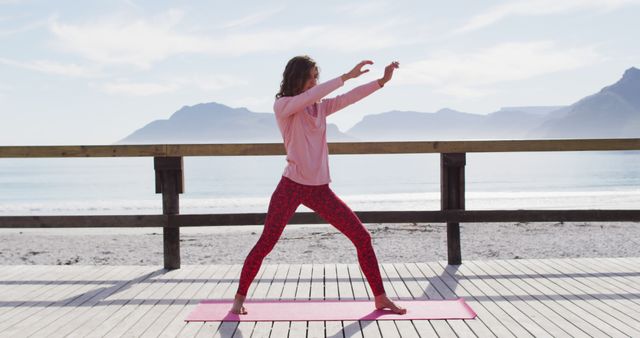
342 60 373 82
378 61 399 87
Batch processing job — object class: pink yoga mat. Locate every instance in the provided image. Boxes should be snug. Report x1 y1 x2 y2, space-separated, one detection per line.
185 298 476 322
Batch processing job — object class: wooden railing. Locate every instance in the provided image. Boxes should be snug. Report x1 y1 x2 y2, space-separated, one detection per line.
1 138 639 268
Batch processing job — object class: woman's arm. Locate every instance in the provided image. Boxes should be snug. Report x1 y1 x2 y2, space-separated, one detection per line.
322 61 400 117
274 60 376 119
274 76 344 119
321 80 382 117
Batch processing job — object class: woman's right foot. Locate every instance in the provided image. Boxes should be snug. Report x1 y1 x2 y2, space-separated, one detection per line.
374 293 407 315
230 293 248 314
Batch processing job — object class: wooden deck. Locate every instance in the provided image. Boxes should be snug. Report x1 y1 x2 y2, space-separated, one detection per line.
1 257 639 337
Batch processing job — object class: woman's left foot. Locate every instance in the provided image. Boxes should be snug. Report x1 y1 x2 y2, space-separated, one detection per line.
374 294 407 314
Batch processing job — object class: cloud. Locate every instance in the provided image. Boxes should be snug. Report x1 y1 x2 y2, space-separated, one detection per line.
395 41 602 98
0 14 54 37
99 74 247 96
456 0 640 33
101 80 180 96
0 83 11 101
333 1 390 17
47 9 411 69
227 95 273 112
48 9 200 69
182 75 248 91
0 57 103 78
220 6 285 29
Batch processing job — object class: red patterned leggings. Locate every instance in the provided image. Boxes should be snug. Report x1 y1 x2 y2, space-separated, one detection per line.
236 175 386 297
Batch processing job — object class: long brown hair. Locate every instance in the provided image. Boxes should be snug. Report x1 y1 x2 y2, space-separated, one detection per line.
275 55 320 99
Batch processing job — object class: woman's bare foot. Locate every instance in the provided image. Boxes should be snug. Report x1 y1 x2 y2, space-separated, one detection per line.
230 293 248 315
374 293 407 314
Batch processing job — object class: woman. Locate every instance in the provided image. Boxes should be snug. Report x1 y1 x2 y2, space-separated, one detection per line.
231 55 405 315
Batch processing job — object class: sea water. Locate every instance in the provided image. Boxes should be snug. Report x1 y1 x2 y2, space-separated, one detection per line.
0 151 638 216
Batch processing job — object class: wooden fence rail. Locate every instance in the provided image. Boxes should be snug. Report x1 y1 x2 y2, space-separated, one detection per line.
1 138 639 268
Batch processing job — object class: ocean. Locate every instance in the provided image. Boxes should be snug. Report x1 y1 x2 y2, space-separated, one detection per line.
0 151 638 217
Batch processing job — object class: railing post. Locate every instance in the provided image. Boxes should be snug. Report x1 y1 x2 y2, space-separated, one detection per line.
154 156 184 270
441 153 466 265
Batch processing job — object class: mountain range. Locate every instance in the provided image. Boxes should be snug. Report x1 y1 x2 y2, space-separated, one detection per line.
115 67 640 144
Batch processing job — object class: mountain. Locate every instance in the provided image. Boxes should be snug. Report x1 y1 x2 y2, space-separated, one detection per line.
527 67 640 138
115 67 639 145
346 107 558 141
114 102 355 144
348 67 639 141
497 106 567 116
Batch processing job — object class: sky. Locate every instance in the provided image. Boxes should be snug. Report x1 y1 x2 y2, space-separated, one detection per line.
0 0 639 145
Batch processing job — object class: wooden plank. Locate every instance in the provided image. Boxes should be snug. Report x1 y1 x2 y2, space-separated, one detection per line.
232 264 278 338
491 260 608 336
0 144 167 158
281 263 301 300
480 259 593 338
173 264 238 337
27 265 159 337
252 264 278 299
306 263 324 338
603 257 640 271
323 263 344 337
266 263 290 299
593 257 640 291
534 259 640 321
0 266 102 326
526 258 640 335
441 152 465 265
87 266 187 336
0 265 31 281
0 265 71 316
100 265 197 336
425 262 527 337
268 264 293 338
347 264 370 300
378 264 419 338
336 263 354 300
348 264 381 338
562 258 640 301
21 266 138 334
396 262 487 337
2 210 639 230
381 263 413 299
391 263 441 337
127 265 212 336
174 209 640 224
375 263 403 337
284 264 307 338
567 258 640 294
310 263 325 300
567 257 640 305
191 264 249 337
590 256 640 273
2 138 639 158
155 156 183 270
0 265 114 333
501 259 632 337
440 261 552 336
398 263 460 337
466 260 581 337
336 263 362 338
132 264 221 337
0 215 167 228
290 264 324 337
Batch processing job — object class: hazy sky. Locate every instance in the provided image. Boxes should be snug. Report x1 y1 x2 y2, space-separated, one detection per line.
1 0 639 145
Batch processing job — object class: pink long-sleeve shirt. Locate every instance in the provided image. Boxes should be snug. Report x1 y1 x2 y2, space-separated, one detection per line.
273 75 383 185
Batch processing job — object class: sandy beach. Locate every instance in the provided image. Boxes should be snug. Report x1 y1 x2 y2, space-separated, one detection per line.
1 221 639 265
